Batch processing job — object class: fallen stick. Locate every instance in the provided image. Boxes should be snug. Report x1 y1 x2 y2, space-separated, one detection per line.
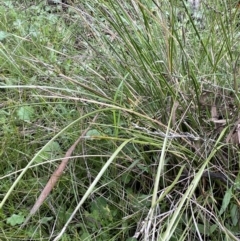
21 114 99 227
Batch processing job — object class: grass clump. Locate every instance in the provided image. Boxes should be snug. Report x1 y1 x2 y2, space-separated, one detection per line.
0 0 240 240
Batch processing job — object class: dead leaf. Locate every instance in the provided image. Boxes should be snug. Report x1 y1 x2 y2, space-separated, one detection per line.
22 114 99 227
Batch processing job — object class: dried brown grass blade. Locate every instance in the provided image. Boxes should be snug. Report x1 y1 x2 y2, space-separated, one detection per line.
226 119 240 144
237 124 240 144
171 101 179 127
22 114 99 226
211 105 218 120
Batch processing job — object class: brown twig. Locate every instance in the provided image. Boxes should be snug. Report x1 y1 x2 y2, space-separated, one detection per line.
22 114 99 227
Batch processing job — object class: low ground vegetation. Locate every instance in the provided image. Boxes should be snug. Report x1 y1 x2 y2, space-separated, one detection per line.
0 0 240 240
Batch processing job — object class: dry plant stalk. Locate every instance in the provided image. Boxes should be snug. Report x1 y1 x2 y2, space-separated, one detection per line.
22 114 99 227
